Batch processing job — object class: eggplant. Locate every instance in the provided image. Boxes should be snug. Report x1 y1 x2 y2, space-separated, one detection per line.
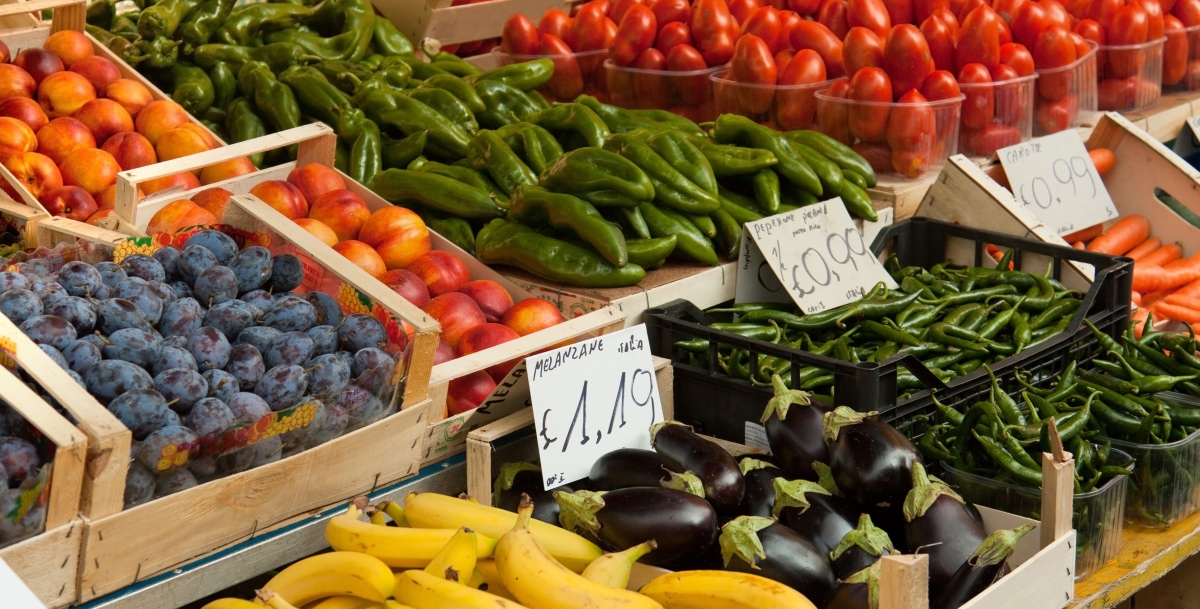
588 448 682 490
829 514 895 579
901 462 988 592
824 562 880 609
720 515 837 602
761 374 833 480
651 420 745 514
738 458 784 517
772 478 858 555
824 406 922 511
492 462 572 525
933 524 1036 609
554 484 718 569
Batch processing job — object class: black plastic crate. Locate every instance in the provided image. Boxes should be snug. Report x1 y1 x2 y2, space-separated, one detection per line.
645 217 1133 443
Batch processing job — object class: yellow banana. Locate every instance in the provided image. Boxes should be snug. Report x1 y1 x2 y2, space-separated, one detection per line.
254 552 394 606
467 569 488 590
638 570 818 609
368 506 387 526
326 508 497 568
581 541 657 589
424 527 479 583
257 589 302 609
306 597 382 609
393 568 530 609
495 504 662 609
404 493 602 572
380 501 408 527
475 560 518 601
383 602 414 609
202 599 260 609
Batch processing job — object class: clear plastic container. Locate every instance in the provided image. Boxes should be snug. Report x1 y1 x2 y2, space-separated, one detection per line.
1105 392 1200 528
1097 38 1165 111
957 74 1037 158
493 48 609 104
711 70 841 131
1164 24 1200 91
1034 40 1099 135
813 90 964 181
604 60 723 123
939 449 1131 580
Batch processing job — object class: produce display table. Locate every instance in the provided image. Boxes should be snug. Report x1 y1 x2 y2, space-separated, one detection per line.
1071 513 1200 608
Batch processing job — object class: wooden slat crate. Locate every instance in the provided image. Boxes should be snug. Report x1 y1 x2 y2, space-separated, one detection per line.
373 0 570 48
0 198 49 250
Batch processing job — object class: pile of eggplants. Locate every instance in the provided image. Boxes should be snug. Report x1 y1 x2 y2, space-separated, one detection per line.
490 376 1033 608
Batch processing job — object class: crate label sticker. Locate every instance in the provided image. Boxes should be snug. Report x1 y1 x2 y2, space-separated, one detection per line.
0 557 44 609
527 324 664 489
735 197 897 313
743 422 771 451
999 131 1119 237
0 336 14 370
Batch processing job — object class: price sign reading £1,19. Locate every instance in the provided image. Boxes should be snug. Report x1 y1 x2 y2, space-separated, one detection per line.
526 324 664 490
735 197 897 314
998 130 1119 237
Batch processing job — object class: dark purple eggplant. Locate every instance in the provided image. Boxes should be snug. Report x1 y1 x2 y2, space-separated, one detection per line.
761 375 832 480
738 458 784 517
824 406 922 511
651 420 745 514
720 515 836 602
824 562 880 609
829 514 895 579
588 448 682 491
554 484 718 569
932 523 1036 609
901 462 988 592
772 478 858 555
492 462 572 525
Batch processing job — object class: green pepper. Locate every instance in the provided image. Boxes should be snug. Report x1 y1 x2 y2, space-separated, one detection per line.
838 180 879 222
224 97 266 166
312 60 375 94
412 160 509 205
194 43 316 73
238 62 301 135
419 74 486 114
123 36 179 69
208 62 237 109
266 0 375 62
524 103 610 150
686 213 717 238
712 114 822 195
87 0 116 29
353 66 412 99
751 169 781 213
574 95 695 134
718 187 765 223
603 133 721 214
469 59 555 91
177 0 235 51
626 236 678 269
137 0 200 39
371 169 506 220
790 141 843 195
692 140 779 177
215 2 314 46
474 80 542 129
335 109 382 186
539 148 655 208
381 131 426 170
626 108 704 133
494 122 564 175
476 219 646 288
423 213 475 255
785 130 876 188
711 207 741 260
644 130 718 195
406 88 478 134
430 57 485 77
612 207 651 240
169 62 214 116
358 89 472 159
510 185 628 267
372 17 414 56
466 131 537 196
278 66 352 129
639 202 719 266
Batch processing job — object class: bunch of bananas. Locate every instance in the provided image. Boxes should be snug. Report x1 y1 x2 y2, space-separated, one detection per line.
201 492 816 609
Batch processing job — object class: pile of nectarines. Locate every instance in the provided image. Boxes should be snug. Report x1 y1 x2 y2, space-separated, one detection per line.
0 31 254 224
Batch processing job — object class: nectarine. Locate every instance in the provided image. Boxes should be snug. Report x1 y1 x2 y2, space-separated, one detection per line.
146 199 218 236
15 48 63 86
38 71 95 118
43 31 93 68
502 298 566 336
155 126 210 163
308 189 370 242
332 240 387 278
3 152 62 200
422 292 486 349
294 218 339 247
380 268 431 308
142 171 201 195
288 163 345 204
0 117 37 160
447 371 496 415
40 185 97 221
0 65 36 102
72 98 133 145
0 97 48 133
199 157 256 185
36 117 95 165
59 148 120 196
104 79 152 116
406 250 471 296
249 180 307 219
134 100 188 145
458 280 515 323
69 56 120 95
191 187 232 218
101 131 156 171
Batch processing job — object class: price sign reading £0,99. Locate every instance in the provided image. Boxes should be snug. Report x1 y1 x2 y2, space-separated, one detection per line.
998 130 1119 237
526 324 664 489
734 197 897 314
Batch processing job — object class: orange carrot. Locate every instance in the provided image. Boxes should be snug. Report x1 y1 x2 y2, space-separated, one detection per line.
1151 302 1200 323
1087 215 1151 255
1125 237 1162 260
1144 290 1171 308
1090 147 1116 175
1141 243 1184 267
1063 224 1104 244
1072 241 1086 249
1133 265 1168 294
1131 291 1143 306
1165 277 1200 306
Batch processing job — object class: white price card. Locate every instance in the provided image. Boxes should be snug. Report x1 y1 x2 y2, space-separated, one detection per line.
526 324 664 489
735 197 897 313
999 130 1119 237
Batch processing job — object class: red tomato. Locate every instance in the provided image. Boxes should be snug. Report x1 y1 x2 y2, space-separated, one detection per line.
634 47 668 69
999 42 1035 75
992 0 1026 23
847 0 892 37
922 14 959 71
609 0 642 24
632 48 670 109
920 68 962 99
693 0 740 65
956 0 986 22
998 17 1013 44
655 21 694 53
1040 0 1072 31
930 7 961 37
958 63 995 128
884 24 935 96
914 0 950 23
539 34 585 99
956 5 1003 71
570 2 611 50
790 20 846 75
989 63 1027 124
788 0 822 15
539 9 573 42
649 0 691 25
1164 14 1188 85
854 143 894 173
1034 27 1077 100
1185 59 1200 87
780 48 829 82
1010 2 1049 49
778 10 804 45
1087 0 1123 30
817 0 851 37
778 49 828 127
1137 0 1166 40
741 7 785 53
1098 76 1136 109
817 78 853 142
990 62 1020 80
1110 3 1150 45
847 66 893 141
1074 18 1106 46
776 49 796 74
888 89 936 177
1164 0 1179 13
1175 0 1200 27
611 4 658 66
1068 31 1090 58
730 35 779 112
501 14 540 55
666 43 711 106
1035 94 1078 133
729 0 762 23
961 123 1022 156
844 26 886 76
666 42 709 70
886 0 915 27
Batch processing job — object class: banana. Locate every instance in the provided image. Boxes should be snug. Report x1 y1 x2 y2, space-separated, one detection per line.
475 560 519 601
254 552 395 607
202 599 260 609
368 506 388 526
307 597 384 609
326 508 498 568
257 589 302 609
393 568 530 609
383 602 414 609
467 569 488 590
380 501 408 527
424 527 479 584
495 503 662 609
581 541 657 589
638 570 818 609
404 492 602 572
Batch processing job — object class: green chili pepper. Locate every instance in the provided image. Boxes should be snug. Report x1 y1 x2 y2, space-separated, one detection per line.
639 202 719 266
238 62 301 135
524 103 610 150
138 0 199 39
407 88 479 134
718 187 765 223
713 114 822 195
382 131 427 170
475 219 646 288
644 130 718 195
371 169 506 220
466 131 537 195
215 2 314 46
494 122 564 175
539 148 655 208
603 133 721 215
510 185 628 267
423 214 475 255
178 0 235 51
474 79 541 128
266 0 375 62
626 236 677 270
123 36 179 69
372 17 414 56
358 88 471 159
335 108 381 186
419 74 486 113
224 97 266 167
711 207 741 260
613 207 652 240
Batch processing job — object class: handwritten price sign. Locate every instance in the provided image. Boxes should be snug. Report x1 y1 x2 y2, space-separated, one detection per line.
999 131 1118 237
735 197 896 313
527 324 664 489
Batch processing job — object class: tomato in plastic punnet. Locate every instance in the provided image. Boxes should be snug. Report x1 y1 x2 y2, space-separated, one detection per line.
1185 59 1200 87
888 89 936 177
989 63 1027 124
1098 76 1136 109
999 41 1035 75
1088 0 1123 30
990 62 1020 80
914 0 950 23
539 34 585 99
666 43 714 107
502 14 540 55
1164 14 1188 85
609 0 641 25
817 0 851 37
958 62 995 128
847 66 893 141
844 26 886 76
1175 0 1200 27
1036 93 1077 132
777 49 828 128
853 142 893 173
1068 31 1090 58
817 78 853 141
1138 0 1166 40
789 0 822 15
1040 0 1072 31
930 7 961 36
1074 18 1106 45
539 9 573 41
1010 1 1049 49
884 24 936 96
650 0 692 25
656 21 694 53
633 47 671 109
778 10 804 45
1034 26 1077 100
790 20 846 75
920 69 961 99
729 0 762 23
956 5 1003 71
998 17 1013 45
922 14 958 71
1164 0 1180 14
991 0 1026 23
961 123 1022 156
668 41 709 70
742 7 786 53
847 0 892 37
611 4 657 66
886 0 915 28
1107 4 1150 78
776 48 796 74
693 0 740 66
570 2 611 50
955 0 983 21
731 35 779 112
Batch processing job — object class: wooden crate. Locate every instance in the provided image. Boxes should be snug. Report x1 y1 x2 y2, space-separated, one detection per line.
373 0 570 49
0 198 49 250
1117 89 1200 144
0 0 223 216
0 357 88 608
871 173 937 221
